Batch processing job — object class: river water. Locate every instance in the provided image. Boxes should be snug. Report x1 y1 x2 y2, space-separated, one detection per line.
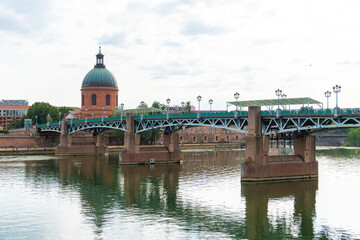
0 148 360 239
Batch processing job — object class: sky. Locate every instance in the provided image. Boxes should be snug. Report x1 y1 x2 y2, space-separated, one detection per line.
1 0 360 110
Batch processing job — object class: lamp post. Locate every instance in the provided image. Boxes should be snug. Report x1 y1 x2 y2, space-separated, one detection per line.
197 95 202 118
275 89 282 117
35 115 38 125
85 107 88 123
91 112 94 119
234 92 240 117
333 84 341 115
47 113 50 126
120 103 124 120
102 106 105 122
166 98 170 119
209 99 213 111
181 102 185 112
59 113 62 126
140 101 145 120
324 91 331 109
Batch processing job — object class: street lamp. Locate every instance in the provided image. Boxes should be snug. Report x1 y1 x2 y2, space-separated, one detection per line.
181 102 185 112
35 115 38 125
333 84 341 115
91 112 94 119
85 107 88 123
140 101 145 120
209 99 213 111
166 98 170 119
59 113 62 126
47 113 50 126
120 103 124 120
234 92 240 117
102 106 105 122
324 91 331 109
197 95 202 118
275 89 282 117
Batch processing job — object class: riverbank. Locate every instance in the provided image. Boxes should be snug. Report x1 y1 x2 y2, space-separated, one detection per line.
0 147 55 155
0 143 245 156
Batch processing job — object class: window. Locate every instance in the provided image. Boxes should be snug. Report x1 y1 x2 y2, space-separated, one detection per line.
236 135 239 140
92 94 96 106
204 136 207 141
193 136 196 142
106 94 110 106
116 95 118 106
215 136 218 141
82 95 85 106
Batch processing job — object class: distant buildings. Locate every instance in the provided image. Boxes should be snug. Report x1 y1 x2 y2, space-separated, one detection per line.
0 100 29 130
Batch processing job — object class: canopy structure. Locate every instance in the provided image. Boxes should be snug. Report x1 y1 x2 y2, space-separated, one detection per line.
227 97 323 111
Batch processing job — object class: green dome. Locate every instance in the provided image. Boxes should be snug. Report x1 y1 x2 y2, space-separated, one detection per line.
81 68 118 88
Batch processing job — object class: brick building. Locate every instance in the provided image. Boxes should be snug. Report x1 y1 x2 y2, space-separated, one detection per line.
80 47 119 118
0 100 29 130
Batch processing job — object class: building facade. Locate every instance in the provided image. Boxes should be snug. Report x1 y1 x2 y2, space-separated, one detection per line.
80 47 119 118
178 125 245 144
0 100 29 130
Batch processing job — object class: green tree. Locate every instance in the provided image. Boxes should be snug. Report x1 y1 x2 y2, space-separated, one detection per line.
25 102 59 124
135 101 162 145
58 106 74 118
9 118 24 129
345 128 360 146
185 101 192 113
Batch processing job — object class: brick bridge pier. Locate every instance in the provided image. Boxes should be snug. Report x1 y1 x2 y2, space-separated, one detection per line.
241 106 318 181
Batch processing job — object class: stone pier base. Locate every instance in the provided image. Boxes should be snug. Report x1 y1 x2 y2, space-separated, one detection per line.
241 156 318 182
242 106 318 182
120 113 182 164
120 146 181 164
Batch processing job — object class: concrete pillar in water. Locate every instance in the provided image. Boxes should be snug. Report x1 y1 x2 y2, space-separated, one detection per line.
242 106 318 182
293 135 316 163
245 106 269 164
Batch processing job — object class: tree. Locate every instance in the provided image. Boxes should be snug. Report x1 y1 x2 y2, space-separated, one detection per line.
25 102 59 124
8 118 24 129
185 101 192 113
135 101 163 145
345 128 360 146
58 106 74 118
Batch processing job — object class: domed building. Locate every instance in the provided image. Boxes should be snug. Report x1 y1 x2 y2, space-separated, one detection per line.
81 47 118 118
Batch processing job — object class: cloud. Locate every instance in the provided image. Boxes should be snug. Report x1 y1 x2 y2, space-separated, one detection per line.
182 20 226 36
163 41 181 47
0 0 50 34
100 33 126 47
337 60 360 65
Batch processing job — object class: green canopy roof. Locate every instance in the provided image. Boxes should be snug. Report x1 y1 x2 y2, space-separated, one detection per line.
227 97 322 109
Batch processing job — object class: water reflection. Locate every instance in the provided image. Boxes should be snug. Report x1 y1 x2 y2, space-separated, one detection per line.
242 180 317 239
2 149 359 239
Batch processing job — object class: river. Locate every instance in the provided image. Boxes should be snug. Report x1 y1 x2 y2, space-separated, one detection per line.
0 148 360 239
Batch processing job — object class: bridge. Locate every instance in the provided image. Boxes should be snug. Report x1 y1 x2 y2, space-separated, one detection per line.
36 97 360 181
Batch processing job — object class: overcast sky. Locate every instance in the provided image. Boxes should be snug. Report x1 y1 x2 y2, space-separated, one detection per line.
1 0 360 110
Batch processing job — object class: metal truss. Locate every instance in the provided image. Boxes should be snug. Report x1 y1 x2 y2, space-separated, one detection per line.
134 117 249 133
37 114 360 136
37 124 62 133
262 115 360 135
68 120 126 135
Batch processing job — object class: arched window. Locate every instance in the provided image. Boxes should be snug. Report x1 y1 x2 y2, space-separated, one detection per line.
106 94 110 106
92 94 96 106
204 136 207 141
193 136 196 142
82 95 85 106
116 95 118 106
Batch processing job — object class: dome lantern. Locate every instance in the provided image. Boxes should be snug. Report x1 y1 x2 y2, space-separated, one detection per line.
95 46 105 68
